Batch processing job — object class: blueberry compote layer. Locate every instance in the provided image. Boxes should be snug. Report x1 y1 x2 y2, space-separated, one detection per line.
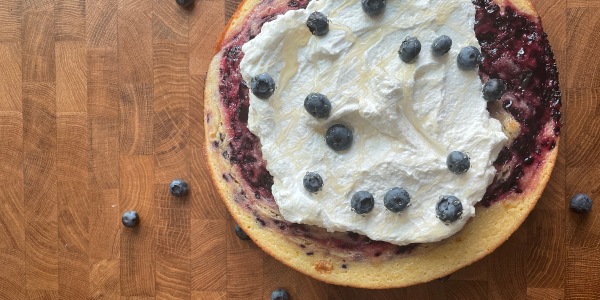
213 0 560 261
474 0 561 205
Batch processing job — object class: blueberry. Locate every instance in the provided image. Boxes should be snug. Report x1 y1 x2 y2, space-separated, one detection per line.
250 73 276 99
436 196 463 224
304 93 331 118
384 187 411 213
271 288 289 300
122 210 140 228
361 0 386 16
325 124 353 151
482 79 507 102
437 274 452 281
169 178 189 197
570 193 592 214
351 191 375 214
446 151 470 174
431 35 452 57
457 46 481 70
235 224 251 240
306 12 329 36
303 172 324 193
176 0 194 8
398 37 421 63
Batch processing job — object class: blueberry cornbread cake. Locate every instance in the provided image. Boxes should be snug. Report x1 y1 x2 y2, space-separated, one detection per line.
204 0 561 288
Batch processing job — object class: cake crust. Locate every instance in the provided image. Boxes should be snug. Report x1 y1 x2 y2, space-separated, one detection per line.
204 0 559 289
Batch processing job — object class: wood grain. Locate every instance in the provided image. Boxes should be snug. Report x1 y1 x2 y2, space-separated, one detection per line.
155 185 191 299
0 0 597 298
0 42 22 111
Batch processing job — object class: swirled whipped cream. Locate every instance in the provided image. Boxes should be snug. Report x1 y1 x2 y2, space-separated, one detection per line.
239 0 507 245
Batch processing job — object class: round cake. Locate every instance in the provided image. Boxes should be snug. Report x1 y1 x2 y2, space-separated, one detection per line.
204 0 561 288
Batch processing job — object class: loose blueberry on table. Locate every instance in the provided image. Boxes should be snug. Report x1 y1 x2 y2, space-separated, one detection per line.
457 46 481 70
176 0 194 8
271 288 290 300
169 178 189 197
325 124 353 151
570 193 592 214
235 224 251 240
122 210 140 228
437 274 452 281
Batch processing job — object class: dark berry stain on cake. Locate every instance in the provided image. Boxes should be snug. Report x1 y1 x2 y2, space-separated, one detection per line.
473 0 561 206
214 0 560 260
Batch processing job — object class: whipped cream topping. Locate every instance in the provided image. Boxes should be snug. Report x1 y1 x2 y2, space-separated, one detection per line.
239 0 507 245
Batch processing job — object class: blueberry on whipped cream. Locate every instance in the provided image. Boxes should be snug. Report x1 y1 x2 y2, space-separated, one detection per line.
384 187 411 213
482 79 507 102
361 0 386 16
457 46 481 70
303 172 324 193
398 36 421 63
306 12 329 36
436 196 463 224
351 191 375 214
447 151 471 174
250 73 276 99
325 124 353 151
431 35 453 57
304 93 331 118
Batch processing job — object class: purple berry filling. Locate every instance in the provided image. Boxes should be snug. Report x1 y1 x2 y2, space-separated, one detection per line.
212 0 561 260
474 0 561 205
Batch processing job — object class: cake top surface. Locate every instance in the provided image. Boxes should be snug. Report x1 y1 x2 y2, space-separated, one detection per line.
239 0 508 245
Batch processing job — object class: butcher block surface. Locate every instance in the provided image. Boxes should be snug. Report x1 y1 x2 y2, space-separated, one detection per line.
0 0 598 299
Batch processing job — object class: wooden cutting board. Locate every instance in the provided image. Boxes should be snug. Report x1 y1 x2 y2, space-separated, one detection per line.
0 0 597 299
